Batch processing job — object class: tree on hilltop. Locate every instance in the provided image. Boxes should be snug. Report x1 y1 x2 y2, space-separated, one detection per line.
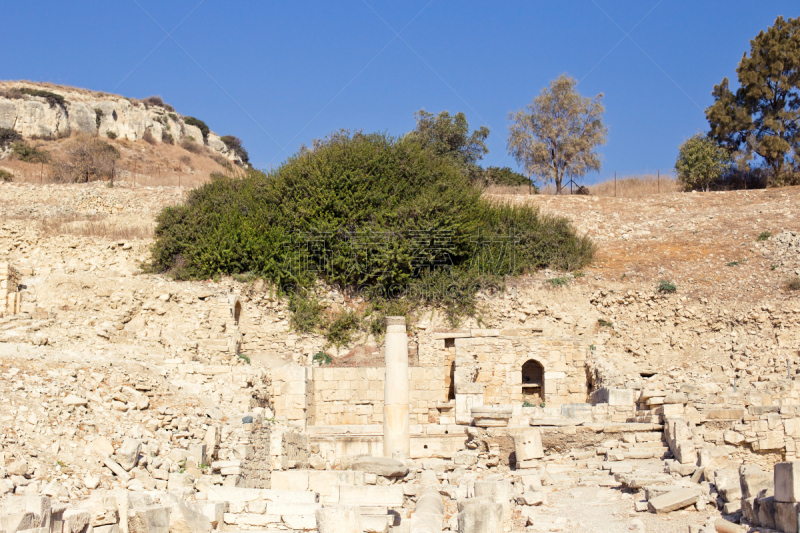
706 15 800 185
406 109 489 182
507 75 607 194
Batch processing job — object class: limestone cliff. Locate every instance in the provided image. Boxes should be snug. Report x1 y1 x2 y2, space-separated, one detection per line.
0 81 244 165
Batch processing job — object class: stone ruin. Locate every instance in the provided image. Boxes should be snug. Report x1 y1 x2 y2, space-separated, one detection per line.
0 262 22 318
2 301 799 532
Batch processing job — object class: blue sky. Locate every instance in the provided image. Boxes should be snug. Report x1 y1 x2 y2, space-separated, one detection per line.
3 1 798 184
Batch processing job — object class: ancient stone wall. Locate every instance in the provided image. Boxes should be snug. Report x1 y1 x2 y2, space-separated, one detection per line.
0 261 21 318
308 366 449 426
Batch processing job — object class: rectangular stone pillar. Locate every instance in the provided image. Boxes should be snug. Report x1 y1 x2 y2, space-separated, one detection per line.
384 316 409 458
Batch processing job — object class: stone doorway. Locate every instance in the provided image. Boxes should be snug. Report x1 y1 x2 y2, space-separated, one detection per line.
521 359 544 402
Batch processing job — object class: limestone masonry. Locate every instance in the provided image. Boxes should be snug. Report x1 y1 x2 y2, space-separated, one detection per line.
0 181 799 532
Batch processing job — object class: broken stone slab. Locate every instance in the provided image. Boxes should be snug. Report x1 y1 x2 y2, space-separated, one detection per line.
718 484 742 503
316 506 361 533
471 406 512 428
103 457 132 482
674 442 697 465
515 492 546 506
668 461 697 477
775 461 800 503
6 460 28 477
63 510 90 533
116 438 141 471
128 506 170 533
740 464 773 499
351 456 409 477
63 394 88 407
456 497 503 533
88 436 115 458
512 429 544 461
161 494 211 533
647 488 700 514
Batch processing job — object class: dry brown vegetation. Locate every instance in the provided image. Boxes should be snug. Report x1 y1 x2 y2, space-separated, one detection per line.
588 174 682 197
38 213 154 240
484 174 683 198
0 132 229 188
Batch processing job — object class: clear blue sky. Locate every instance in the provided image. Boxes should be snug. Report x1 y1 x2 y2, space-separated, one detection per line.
3 1 798 184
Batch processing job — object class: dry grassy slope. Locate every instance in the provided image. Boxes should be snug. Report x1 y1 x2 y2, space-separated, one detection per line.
0 135 233 189
490 187 800 301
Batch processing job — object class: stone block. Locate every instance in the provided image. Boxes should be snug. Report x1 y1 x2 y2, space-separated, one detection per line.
512 429 544 461
774 501 799 533
607 389 634 406
740 464 773 499
775 462 800 503
456 497 502 533
647 488 700 514
128 506 170 533
271 470 310 492
674 442 697 465
316 506 361 533
351 456 408 477
116 438 141 471
339 486 403 507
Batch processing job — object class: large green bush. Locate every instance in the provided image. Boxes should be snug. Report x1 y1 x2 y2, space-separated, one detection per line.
675 134 732 191
150 131 594 316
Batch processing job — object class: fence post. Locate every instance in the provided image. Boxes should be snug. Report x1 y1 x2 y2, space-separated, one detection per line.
657 169 660 194
614 171 617 197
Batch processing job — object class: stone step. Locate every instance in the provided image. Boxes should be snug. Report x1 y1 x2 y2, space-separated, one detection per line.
338 485 404 507
204 486 318 504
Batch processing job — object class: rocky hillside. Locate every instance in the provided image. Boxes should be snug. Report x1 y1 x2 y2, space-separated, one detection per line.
0 81 244 165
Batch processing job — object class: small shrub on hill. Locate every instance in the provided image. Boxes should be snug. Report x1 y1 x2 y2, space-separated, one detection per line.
150 131 594 320
183 117 209 143
142 130 156 145
50 134 119 182
11 141 49 163
325 309 361 348
220 135 250 165
658 280 677 293
18 87 66 109
786 277 800 291
180 139 202 154
0 127 21 149
162 131 174 144
288 293 325 333
94 108 104 129
757 231 772 241
0 169 13 182
141 95 175 112
0 88 23 100
106 131 117 140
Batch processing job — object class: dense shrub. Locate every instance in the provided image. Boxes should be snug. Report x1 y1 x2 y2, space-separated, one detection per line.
485 166 532 187
0 169 13 182
325 309 360 348
675 134 732 191
11 141 49 163
162 130 174 144
141 95 175 112
142 129 156 145
150 131 594 318
94 108 104 130
18 88 66 109
183 117 209 143
106 131 117 140
50 134 119 182
0 127 21 149
220 135 250 165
